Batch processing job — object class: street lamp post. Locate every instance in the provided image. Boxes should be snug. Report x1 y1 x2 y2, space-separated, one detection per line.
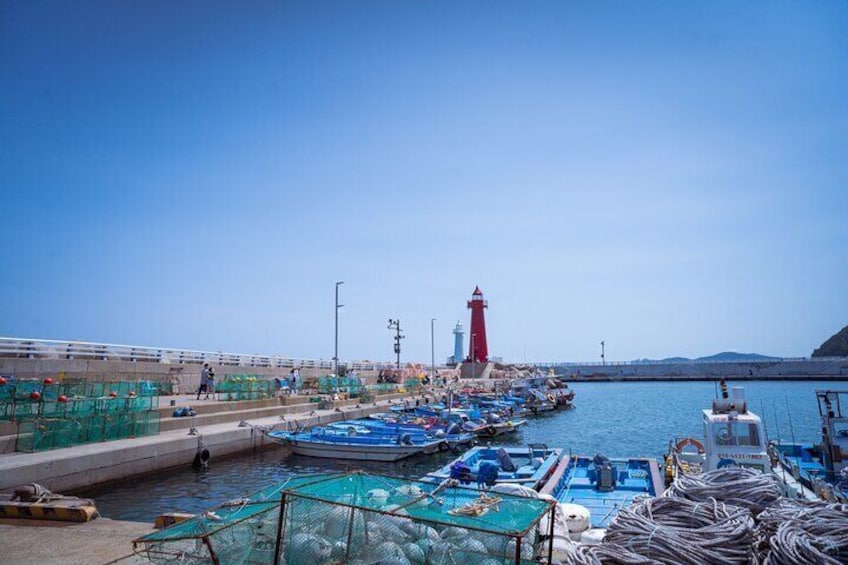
334 281 344 377
430 318 436 383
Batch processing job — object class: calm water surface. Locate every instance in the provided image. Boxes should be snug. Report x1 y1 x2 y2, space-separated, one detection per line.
86 380 836 521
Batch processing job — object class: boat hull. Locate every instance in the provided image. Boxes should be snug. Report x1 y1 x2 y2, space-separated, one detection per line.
282 438 427 462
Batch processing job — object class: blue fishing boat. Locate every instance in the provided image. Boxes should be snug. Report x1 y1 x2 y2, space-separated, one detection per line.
266 426 443 462
422 444 562 489
540 454 664 528
770 390 848 502
329 419 477 450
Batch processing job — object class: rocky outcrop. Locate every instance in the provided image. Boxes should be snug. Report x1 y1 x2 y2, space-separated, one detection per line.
812 325 848 358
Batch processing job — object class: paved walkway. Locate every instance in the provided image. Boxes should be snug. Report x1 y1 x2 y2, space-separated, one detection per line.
0 517 153 564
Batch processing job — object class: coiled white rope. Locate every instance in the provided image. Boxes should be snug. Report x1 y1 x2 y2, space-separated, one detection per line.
559 497 755 565
755 498 848 564
665 467 782 514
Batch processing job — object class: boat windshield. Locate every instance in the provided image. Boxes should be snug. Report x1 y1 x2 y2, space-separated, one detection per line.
711 422 761 447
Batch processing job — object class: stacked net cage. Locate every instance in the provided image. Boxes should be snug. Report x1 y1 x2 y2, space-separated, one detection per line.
318 376 364 397
1 379 161 452
135 471 556 565
218 375 274 401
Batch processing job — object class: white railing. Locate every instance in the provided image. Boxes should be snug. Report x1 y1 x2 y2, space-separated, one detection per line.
0 337 404 371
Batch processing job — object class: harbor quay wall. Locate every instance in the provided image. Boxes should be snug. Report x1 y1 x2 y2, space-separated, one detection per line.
0 401 390 493
0 358 380 392
546 358 848 381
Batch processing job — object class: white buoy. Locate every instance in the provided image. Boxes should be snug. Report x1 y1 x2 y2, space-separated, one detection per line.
559 503 591 541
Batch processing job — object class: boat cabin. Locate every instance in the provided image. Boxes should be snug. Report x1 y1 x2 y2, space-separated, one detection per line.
702 387 769 472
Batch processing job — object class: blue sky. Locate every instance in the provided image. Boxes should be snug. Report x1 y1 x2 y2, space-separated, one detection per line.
2 1 846 364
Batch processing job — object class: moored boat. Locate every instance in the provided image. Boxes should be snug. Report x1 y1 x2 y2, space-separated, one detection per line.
266 427 442 462
769 390 848 502
540 454 663 529
329 419 477 451
664 379 818 500
422 443 562 489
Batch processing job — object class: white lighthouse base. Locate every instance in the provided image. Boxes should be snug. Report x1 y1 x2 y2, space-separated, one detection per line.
460 362 494 379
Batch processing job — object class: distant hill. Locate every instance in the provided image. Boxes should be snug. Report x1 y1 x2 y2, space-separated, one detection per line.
631 352 780 364
695 352 780 362
812 325 848 358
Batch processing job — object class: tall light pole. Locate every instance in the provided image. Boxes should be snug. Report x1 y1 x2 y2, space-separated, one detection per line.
334 281 344 377
430 318 436 383
600 340 605 366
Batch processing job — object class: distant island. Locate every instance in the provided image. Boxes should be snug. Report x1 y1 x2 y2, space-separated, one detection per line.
812 325 848 358
631 352 780 364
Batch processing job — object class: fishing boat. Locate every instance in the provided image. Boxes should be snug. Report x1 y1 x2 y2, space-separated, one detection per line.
329 419 477 451
664 380 816 500
539 454 663 529
510 372 575 409
769 390 848 502
422 443 562 489
266 426 443 462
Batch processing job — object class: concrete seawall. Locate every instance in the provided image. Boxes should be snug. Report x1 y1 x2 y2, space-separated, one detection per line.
546 358 848 380
0 392 420 493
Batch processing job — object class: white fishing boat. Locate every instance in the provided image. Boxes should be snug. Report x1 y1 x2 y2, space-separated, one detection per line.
665 380 817 500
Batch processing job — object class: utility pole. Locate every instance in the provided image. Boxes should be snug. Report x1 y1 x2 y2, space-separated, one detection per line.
387 318 404 369
600 340 605 366
334 281 344 377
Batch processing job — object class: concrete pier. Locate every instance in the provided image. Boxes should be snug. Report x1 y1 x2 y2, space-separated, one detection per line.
0 517 153 565
0 390 430 493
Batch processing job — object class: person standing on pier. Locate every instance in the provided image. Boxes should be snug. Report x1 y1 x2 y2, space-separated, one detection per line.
207 367 215 399
197 363 210 400
289 367 300 395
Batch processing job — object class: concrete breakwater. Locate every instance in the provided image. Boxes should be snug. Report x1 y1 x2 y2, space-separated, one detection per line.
546 358 848 381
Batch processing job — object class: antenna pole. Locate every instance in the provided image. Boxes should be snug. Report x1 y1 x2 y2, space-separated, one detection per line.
785 397 797 447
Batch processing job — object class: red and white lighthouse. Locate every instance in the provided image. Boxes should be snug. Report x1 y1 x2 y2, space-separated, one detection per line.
467 286 489 363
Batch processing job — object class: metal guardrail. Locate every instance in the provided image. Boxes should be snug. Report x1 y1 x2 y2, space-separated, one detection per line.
0 337 406 371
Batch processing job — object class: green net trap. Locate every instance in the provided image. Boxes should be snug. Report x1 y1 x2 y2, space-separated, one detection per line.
134 472 555 564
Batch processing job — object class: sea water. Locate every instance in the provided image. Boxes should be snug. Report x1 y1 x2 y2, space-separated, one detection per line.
86 379 837 521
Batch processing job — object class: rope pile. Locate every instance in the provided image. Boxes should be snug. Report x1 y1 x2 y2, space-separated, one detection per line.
665 467 782 514
755 498 848 564
560 497 755 565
